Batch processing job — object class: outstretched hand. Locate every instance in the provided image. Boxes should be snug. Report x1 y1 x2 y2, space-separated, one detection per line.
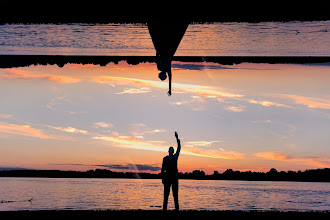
175 131 179 139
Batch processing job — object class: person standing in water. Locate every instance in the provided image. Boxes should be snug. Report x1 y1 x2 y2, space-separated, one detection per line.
161 131 181 211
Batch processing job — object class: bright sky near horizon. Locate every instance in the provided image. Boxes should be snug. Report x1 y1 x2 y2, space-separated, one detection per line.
0 62 330 174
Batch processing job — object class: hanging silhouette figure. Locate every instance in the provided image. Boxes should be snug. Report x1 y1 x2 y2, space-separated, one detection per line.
161 131 181 211
147 22 189 96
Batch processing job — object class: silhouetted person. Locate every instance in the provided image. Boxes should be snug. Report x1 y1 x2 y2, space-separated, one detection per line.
162 131 181 211
147 22 189 96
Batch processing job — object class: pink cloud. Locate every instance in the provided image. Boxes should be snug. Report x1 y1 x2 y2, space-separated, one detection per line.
0 122 57 139
284 94 330 109
254 152 330 168
1 69 81 83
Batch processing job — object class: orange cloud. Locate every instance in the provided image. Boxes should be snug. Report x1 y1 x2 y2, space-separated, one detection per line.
0 122 56 139
284 94 330 109
92 75 243 99
254 152 330 168
248 99 292 108
93 135 244 160
48 126 88 134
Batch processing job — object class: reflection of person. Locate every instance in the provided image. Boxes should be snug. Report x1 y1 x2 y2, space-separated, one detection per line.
157 54 172 96
148 22 189 96
161 131 181 211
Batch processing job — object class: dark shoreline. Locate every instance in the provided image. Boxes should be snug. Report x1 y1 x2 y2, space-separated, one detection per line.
1 168 330 182
0 210 329 219
1 55 329 69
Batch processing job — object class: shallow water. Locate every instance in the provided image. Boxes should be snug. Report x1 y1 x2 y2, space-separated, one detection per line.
0 178 329 211
0 21 329 56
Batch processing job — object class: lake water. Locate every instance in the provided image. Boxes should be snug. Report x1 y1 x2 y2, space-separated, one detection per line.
0 21 329 56
0 178 329 211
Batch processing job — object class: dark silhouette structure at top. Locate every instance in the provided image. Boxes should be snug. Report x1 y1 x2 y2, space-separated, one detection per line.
147 22 189 96
161 131 181 211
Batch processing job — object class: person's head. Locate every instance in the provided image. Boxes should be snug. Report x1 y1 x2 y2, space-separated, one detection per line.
158 71 167 81
168 146 174 156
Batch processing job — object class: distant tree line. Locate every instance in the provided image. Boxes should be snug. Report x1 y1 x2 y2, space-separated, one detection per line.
1 55 329 69
0 168 329 182
179 168 330 182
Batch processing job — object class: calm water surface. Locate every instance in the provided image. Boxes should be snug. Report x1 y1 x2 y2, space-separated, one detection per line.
0 178 329 211
0 21 329 56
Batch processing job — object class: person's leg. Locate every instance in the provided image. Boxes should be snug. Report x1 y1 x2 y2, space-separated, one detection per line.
172 179 179 210
163 183 171 211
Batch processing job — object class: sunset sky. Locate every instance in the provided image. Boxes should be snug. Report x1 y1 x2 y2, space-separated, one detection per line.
1 61 330 174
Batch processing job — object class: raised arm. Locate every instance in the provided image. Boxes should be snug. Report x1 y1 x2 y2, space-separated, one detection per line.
167 69 172 96
174 131 181 159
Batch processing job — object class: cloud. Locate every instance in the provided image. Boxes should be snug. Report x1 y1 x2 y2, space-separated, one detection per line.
0 167 34 171
46 96 73 110
224 105 246 112
92 135 168 153
93 75 243 99
170 96 208 111
254 152 330 168
116 87 151 94
1 69 81 83
283 94 330 109
0 114 14 119
128 123 166 138
93 122 114 129
185 141 220 148
52 163 162 172
48 126 88 134
93 134 244 160
94 164 161 172
0 122 57 139
248 99 292 108
172 63 233 71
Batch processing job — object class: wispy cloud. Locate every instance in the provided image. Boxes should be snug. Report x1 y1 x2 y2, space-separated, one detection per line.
93 75 243 99
0 114 14 119
170 96 208 111
248 99 292 108
48 126 88 134
254 152 330 168
0 122 57 139
46 96 73 110
93 122 114 129
224 105 246 112
185 141 220 148
128 123 166 139
52 163 162 172
116 87 151 94
283 94 330 109
93 134 244 160
94 164 161 172
1 69 81 83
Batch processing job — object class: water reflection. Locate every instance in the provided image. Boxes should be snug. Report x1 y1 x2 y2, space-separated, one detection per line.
0 178 329 211
1 22 329 56
148 22 189 96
